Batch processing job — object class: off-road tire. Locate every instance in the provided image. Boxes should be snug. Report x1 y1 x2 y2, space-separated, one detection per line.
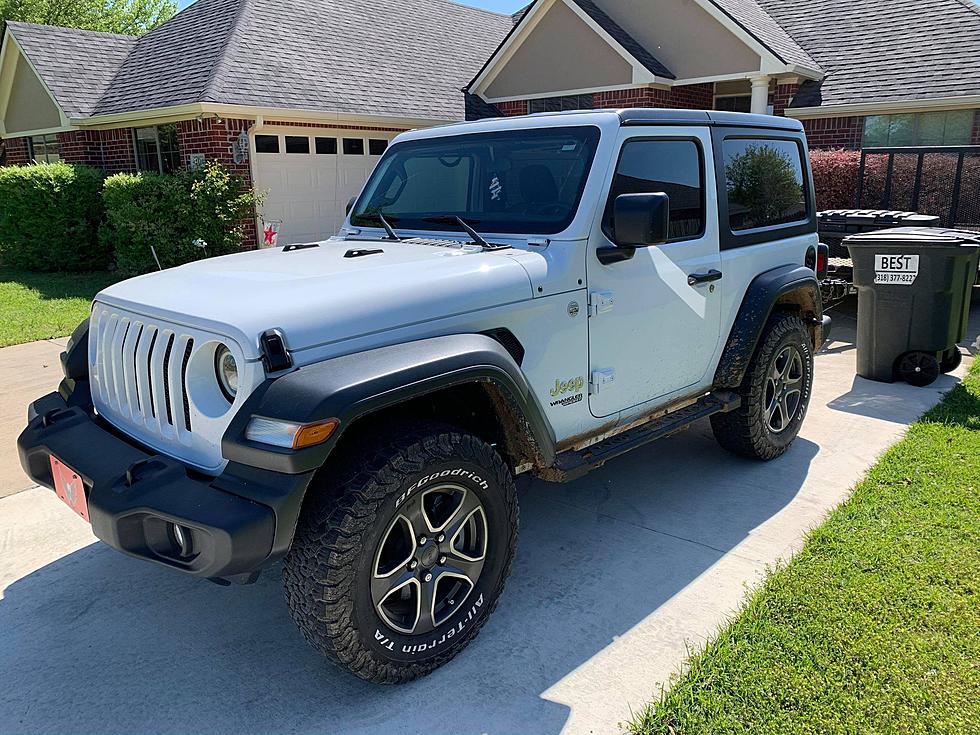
711 312 814 460
282 424 518 684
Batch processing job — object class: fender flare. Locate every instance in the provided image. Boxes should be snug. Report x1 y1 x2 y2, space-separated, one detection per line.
714 265 822 389
222 333 557 475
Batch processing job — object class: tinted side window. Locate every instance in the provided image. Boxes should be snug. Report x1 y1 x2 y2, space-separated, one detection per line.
723 138 806 231
603 139 704 242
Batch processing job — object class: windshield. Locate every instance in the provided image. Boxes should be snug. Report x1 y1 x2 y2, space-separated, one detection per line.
350 126 601 235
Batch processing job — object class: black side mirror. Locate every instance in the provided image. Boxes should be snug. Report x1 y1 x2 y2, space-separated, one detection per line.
598 192 670 265
346 196 357 216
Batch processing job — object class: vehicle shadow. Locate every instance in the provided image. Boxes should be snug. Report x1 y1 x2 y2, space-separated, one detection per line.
0 425 816 735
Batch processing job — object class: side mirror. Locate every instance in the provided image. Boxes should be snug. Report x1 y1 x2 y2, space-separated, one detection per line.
346 196 357 216
598 193 670 265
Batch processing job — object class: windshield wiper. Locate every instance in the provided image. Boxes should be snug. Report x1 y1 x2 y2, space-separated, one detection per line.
358 212 401 241
422 215 504 251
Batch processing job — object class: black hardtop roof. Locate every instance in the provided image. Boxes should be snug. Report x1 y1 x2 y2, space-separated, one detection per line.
616 109 804 132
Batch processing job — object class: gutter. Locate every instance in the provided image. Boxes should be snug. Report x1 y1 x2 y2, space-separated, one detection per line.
786 95 980 120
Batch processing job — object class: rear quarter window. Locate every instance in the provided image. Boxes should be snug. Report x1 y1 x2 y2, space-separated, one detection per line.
722 138 807 232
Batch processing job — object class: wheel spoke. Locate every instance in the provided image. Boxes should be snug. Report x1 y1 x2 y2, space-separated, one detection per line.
441 554 484 585
375 576 421 635
420 484 467 534
778 396 790 429
415 575 438 635
371 567 416 604
442 491 484 545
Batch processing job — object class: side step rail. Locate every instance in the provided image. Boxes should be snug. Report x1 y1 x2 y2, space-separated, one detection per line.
552 391 741 482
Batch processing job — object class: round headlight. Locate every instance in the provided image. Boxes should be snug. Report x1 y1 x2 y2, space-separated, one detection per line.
214 345 238 401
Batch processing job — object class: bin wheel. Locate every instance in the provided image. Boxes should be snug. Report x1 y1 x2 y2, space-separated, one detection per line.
896 352 941 387
940 348 963 374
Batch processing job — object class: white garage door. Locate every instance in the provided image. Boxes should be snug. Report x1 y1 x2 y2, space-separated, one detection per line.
251 127 397 245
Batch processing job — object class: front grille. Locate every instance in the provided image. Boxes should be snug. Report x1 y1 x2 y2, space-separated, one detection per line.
88 302 248 473
91 305 194 443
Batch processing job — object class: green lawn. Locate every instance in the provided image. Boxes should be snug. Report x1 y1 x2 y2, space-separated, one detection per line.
629 360 980 735
0 269 120 348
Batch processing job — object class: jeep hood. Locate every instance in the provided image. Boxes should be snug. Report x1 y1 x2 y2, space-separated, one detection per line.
95 239 534 359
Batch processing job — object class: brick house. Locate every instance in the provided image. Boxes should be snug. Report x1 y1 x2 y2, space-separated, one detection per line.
2 0 979 247
0 0 511 245
465 0 980 150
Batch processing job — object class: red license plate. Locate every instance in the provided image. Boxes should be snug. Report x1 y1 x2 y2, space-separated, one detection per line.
50 456 90 522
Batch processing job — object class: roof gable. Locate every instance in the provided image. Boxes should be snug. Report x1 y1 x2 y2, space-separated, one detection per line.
4 22 135 118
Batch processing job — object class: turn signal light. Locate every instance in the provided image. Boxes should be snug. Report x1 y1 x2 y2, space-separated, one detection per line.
293 419 340 449
245 417 339 449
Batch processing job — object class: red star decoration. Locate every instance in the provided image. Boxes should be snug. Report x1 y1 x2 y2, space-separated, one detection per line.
263 224 276 245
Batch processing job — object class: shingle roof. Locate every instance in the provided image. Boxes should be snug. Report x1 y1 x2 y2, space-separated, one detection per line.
6 0 513 122
757 0 980 109
4 22 135 118
707 0 819 70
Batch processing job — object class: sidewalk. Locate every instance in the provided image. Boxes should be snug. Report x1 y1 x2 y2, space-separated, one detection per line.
0 338 67 498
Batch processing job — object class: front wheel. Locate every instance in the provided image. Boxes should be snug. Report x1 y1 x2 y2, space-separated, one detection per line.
711 312 814 460
282 425 518 683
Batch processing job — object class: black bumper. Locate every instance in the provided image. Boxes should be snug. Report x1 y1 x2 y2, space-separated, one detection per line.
18 391 315 580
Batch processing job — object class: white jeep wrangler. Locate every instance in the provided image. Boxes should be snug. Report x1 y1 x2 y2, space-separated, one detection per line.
20 109 830 683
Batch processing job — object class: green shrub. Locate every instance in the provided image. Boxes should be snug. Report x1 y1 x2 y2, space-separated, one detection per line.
0 163 107 272
102 163 260 276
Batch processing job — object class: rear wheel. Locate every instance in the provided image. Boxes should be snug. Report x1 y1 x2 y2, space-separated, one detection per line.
282 424 518 684
711 313 814 460
896 351 941 387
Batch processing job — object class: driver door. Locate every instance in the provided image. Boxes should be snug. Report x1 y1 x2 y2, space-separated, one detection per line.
587 129 723 418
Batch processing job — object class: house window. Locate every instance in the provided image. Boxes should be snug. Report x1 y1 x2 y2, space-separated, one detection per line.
343 138 365 155
134 124 179 173
284 136 310 154
862 111 974 147
714 95 752 113
723 138 807 232
602 139 705 242
255 135 280 153
29 134 61 163
315 137 337 154
368 139 388 155
528 93 594 114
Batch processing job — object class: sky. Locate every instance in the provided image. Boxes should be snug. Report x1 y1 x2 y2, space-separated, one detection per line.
176 0 526 12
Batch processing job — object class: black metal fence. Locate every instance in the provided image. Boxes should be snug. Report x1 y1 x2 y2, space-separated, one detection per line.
857 146 980 230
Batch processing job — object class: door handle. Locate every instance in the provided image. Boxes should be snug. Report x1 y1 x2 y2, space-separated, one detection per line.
688 269 723 286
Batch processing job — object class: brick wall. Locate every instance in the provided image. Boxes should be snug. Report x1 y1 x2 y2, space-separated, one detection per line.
175 117 256 247
771 83 800 118
1 137 30 166
496 84 717 116
802 116 865 150
496 100 528 117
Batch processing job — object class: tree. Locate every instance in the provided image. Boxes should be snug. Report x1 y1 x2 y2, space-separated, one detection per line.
725 143 804 229
0 0 177 36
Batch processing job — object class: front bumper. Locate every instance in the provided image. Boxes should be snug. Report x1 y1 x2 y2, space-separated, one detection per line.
18 391 314 580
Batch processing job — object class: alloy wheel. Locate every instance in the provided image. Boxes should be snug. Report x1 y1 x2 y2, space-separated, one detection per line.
371 483 488 635
765 345 804 434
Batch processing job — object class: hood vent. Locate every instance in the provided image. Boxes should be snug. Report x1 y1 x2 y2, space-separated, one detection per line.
283 242 319 252
344 248 384 258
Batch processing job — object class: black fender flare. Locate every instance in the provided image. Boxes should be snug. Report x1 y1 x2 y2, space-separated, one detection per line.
714 265 822 389
222 333 557 476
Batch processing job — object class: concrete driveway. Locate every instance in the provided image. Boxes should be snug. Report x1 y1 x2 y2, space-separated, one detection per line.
1 296 977 735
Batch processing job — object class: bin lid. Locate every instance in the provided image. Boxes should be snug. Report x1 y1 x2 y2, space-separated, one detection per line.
817 209 940 226
844 227 980 248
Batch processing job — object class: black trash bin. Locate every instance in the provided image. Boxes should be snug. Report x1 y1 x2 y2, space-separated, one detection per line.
846 227 980 386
